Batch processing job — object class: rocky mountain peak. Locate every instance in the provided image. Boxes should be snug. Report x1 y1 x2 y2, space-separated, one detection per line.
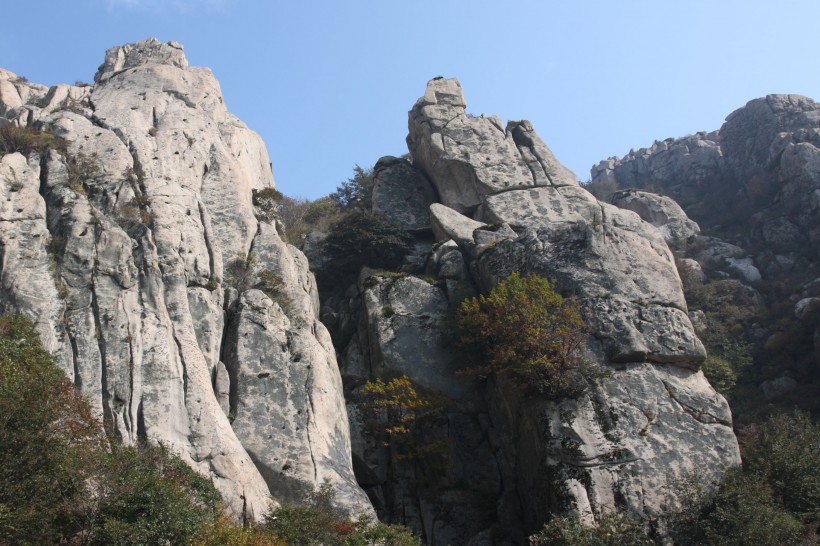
0 38 372 521
95 37 188 83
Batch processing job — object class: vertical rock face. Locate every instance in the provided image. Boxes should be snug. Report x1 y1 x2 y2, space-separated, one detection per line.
353 78 739 539
0 39 371 518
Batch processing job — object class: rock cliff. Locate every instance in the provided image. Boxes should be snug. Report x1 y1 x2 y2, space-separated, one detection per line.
590 94 820 411
0 38 371 519
2 40 748 544
323 78 741 543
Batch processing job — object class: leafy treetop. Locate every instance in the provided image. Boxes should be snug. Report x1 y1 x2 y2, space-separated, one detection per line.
456 272 596 399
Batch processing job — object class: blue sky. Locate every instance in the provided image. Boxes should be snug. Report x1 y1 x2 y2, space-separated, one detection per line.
2 1 818 199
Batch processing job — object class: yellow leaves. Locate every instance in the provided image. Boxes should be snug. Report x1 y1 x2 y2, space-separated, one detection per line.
455 272 592 398
359 375 442 455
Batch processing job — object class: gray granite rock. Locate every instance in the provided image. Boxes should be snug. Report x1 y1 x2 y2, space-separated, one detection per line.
611 189 700 244
0 39 371 519
407 78 538 213
371 156 437 233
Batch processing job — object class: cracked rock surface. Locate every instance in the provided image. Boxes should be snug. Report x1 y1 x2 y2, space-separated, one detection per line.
0 38 371 519
401 77 739 530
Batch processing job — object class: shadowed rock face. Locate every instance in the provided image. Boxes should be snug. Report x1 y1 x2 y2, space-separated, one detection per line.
0 38 372 519
396 78 738 532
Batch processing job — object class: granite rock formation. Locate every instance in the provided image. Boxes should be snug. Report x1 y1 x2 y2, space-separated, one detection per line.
321 78 741 544
0 38 371 519
591 94 820 403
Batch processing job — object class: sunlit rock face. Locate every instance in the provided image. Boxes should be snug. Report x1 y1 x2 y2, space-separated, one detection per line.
399 77 739 531
0 38 372 519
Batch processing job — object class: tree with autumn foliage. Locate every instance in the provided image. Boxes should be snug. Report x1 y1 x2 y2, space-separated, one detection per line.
359 375 444 461
456 272 598 398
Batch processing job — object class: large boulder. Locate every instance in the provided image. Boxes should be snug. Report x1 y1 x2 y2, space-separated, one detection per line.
371 156 437 233
610 189 700 244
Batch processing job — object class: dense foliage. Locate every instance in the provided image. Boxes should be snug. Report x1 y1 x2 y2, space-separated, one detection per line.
529 512 652 546
329 165 376 211
456 272 597 398
668 411 819 545
319 211 414 290
0 314 423 545
0 315 226 545
0 315 103 544
262 483 420 546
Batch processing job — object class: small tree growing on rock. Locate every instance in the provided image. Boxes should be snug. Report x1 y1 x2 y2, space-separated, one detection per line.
456 272 598 399
359 375 445 463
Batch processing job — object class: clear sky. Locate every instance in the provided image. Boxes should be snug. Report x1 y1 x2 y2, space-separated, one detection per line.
2 1 818 199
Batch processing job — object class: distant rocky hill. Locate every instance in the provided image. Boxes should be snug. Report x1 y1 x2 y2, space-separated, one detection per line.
1 39 750 545
589 94 820 421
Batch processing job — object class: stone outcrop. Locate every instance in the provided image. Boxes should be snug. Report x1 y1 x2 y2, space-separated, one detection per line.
0 39 371 519
590 131 725 212
610 189 700 244
371 156 437 234
591 95 820 275
325 78 740 544
416 80 739 521
592 94 820 398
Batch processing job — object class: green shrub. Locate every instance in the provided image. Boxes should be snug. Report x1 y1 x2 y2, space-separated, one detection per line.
0 315 102 544
319 211 414 291
671 471 805 546
669 413 819 544
263 482 420 545
456 272 599 398
529 512 651 546
90 444 223 546
0 125 63 156
739 411 820 516
330 165 375 211
702 354 738 394
0 315 230 545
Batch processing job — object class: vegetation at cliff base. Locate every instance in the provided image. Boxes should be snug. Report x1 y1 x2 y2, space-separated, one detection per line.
456 272 599 398
0 315 421 545
0 315 225 545
529 512 651 546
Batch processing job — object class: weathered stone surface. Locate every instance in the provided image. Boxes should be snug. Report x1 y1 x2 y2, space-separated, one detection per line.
479 185 602 228
224 288 371 516
611 189 700 244
721 94 820 182
507 120 579 188
408 78 540 212
0 39 371 519
429 203 485 248
691 236 762 282
590 132 725 209
371 156 437 233
489 362 739 526
397 78 735 536
361 274 476 403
